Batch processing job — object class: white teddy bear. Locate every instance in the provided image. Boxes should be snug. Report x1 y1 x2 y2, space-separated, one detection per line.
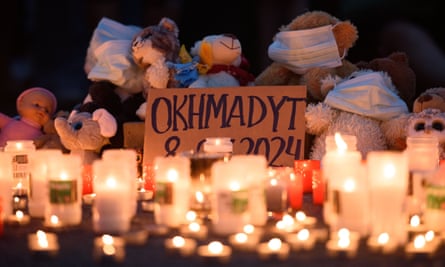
188 34 255 88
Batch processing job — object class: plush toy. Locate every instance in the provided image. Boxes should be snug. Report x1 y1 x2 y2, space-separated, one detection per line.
356 51 417 108
413 87 445 113
54 106 118 161
381 108 445 158
255 10 359 104
306 69 409 160
33 110 70 151
0 87 58 148
188 34 255 88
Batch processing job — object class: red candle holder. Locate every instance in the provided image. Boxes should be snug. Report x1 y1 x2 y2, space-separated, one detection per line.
294 160 320 193
287 171 303 211
311 169 324 205
82 164 94 195
142 163 156 195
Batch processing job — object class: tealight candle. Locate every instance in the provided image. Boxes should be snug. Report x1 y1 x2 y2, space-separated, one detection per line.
93 234 126 263
285 228 316 250
326 228 359 258
179 221 208 239
257 238 290 261
294 211 317 228
6 210 30 225
197 241 232 263
28 230 59 256
228 232 260 251
43 214 64 230
405 232 441 257
366 232 399 254
164 235 197 257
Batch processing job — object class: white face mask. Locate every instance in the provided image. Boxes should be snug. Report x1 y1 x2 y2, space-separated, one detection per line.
324 71 408 121
268 25 343 74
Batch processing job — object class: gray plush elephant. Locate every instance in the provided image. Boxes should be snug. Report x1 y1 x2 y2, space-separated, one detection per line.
54 108 117 163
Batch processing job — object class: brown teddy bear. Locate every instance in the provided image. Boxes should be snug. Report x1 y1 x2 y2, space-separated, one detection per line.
413 87 445 113
255 10 359 104
356 51 417 109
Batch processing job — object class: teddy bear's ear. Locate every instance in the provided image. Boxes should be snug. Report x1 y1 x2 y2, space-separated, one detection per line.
158 17 179 37
332 21 358 56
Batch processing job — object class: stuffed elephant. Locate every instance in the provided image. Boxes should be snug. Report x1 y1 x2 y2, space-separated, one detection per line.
54 108 117 156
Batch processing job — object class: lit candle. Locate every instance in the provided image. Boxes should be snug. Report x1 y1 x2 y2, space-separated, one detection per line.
257 238 290 261
43 214 63 230
294 159 320 193
265 175 288 215
28 230 59 256
311 169 324 205
179 221 208 240
294 211 317 228
197 241 232 263
405 232 440 257
285 228 316 250
367 232 399 254
0 152 14 220
153 156 191 228
6 210 31 225
93 234 126 263
164 235 197 256
28 149 63 218
326 228 359 258
228 232 260 251
45 154 82 226
367 151 409 245
93 159 133 234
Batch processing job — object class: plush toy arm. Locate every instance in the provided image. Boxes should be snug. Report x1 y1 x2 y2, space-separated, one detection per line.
305 103 337 135
145 59 170 89
380 113 410 151
0 112 13 128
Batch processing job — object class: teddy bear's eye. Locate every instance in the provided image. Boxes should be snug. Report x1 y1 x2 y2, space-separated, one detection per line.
432 121 444 131
72 121 83 130
414 122 426 132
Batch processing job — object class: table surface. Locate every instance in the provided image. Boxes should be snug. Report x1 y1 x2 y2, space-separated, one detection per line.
1 194 444 267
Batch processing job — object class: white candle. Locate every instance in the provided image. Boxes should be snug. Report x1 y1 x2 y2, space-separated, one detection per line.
6 210 31 225
210 159 251 235
367 232 399 254
179 221 208 239
197 241 232 263
153 156 191 228
164 235 197 256
28 230 59 255
28 149 63 218
326 228 359 258
257 238 290 261
45 154 82 226
0 152 14 218
285 228 316 250
93 234 126 263
93 159 133 234
367 151 408 246
228 232 260 251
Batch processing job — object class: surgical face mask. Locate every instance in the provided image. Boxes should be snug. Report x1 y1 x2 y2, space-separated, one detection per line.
268 25 343 74
324 71 409 121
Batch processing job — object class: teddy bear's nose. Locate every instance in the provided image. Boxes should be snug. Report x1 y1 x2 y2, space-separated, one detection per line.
73 121 83 130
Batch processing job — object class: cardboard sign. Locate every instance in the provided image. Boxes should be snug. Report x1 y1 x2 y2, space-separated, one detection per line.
143 85 306 167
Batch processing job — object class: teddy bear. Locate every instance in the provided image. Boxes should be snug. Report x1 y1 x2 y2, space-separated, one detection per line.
187 33 255 88
413 87 445 113
355 51 417 109
255 10 359 104
306 69 409 160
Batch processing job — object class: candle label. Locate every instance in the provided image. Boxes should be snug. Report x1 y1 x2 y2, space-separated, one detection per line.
425 184 445 210
155 182 173 204
49 180 78 204
12 154 30 180
217 189 248 214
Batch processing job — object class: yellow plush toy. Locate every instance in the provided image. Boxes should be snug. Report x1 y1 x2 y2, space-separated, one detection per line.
255 10 359 104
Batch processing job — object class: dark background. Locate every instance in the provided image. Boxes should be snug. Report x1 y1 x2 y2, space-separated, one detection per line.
1 0 444 116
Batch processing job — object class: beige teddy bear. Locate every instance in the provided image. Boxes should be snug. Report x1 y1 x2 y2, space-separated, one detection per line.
255 10 359 104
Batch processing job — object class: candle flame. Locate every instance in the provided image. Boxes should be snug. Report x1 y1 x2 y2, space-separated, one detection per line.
270 178 278 186
208 241 223 254
15 210 24 220
167 169 179 182
295 211 306 222
297 228 310 241
243 224 254 234
338 237 350 248
377 232 389 245
36 230 49 248
188 222 201 232
229 181 241 191
185 210 197 222
383 163 396 179
425 230 435 242
15 142 24 149
195 191 204 203
413 234 426 249
343 178 356 192
235 233 248 243
268 238 282 251
410 215 421 227
102 234 114 245
334 132 347 152
50 215 59 225
337 228 350 239
172 236 185 247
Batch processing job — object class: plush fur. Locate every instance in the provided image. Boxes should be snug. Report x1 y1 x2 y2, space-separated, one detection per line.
413 87 445 113
255 10 359 104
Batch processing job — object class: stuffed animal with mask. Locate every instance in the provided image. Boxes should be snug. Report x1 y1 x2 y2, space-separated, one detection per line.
188 34 255 88
255 10 359 104
306 69 409 160
355 51 417 109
